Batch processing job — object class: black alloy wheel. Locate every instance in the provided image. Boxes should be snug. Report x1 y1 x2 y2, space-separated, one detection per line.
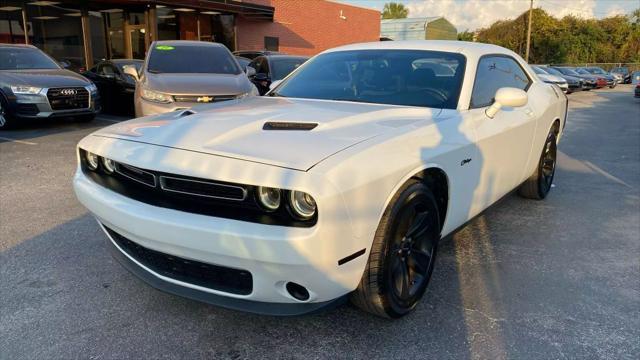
351 181 440 318
519 129 557 200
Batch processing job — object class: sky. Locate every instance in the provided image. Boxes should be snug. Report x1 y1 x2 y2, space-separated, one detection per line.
339 0 639 31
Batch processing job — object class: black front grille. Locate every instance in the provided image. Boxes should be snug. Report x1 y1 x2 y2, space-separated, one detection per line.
160 176 246 201
47 87 89 110
115 163 156 187
104 226 253 295
173 95 236 103
79 149 317 227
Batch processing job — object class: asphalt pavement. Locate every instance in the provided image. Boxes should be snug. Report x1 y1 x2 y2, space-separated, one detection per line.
1 86 639 359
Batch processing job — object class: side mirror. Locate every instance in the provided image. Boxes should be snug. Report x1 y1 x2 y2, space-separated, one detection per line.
123 65 139 81
485 87 528 118
269 79 282 90
254 73 269 82
245 67 256 77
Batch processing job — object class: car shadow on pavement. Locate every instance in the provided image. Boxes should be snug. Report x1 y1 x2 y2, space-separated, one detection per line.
0 115 127 143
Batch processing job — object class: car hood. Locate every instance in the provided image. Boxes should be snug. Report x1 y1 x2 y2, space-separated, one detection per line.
94 96 442 171
0 69 90 88
537 73 565 83
143 72 252 95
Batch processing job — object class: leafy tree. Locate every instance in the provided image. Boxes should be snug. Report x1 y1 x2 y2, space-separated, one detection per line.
382 2 409 19
475 7 640 64
457 30 475 41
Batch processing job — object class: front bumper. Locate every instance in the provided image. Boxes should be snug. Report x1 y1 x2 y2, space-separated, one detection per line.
135 96 236 117
73 161 366 314
8 89 100 119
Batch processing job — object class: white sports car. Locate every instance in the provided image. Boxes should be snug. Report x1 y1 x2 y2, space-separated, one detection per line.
74 41 567 318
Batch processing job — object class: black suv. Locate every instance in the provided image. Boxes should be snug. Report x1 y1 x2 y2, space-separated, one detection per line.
0 44 100 129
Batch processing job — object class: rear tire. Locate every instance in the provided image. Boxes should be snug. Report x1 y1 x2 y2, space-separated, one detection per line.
351 180 440 318
518 130 557 200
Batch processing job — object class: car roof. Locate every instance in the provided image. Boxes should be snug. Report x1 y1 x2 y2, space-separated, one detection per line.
323 40 514 58
152 40 225 47
0 43 38 49
265 55 309 60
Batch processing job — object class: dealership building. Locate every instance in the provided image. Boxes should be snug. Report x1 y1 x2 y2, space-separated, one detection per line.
0 0 380 70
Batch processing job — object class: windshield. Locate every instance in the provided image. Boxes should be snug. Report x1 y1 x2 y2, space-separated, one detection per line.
0 47 60 70
272 50 465 109
575 68 591 75
611 67 628 74
271 58 307 80
531 66 548 75
557 68 580 76
116 61 143 73
147 44 241 74
544 67 563 76
587 67 606 74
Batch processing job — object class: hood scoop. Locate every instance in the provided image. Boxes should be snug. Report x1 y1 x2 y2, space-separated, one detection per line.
263 121 318 131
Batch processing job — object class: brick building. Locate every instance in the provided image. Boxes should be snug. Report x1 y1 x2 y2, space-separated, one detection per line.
237 0 381 56
0 0 380 71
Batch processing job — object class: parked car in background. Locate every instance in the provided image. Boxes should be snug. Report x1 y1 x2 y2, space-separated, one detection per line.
235 56 251 72
551 67 596 90
0 44 100 129
580 67 616 88
247 55 309 95
574 68 607 88
634 84 640 98
531 65 568 93
83 59 143 115
128 41 257 117
232 50 282 60
74 40 567 318
610 67 631 84
542 66 583 93
631 71 640 85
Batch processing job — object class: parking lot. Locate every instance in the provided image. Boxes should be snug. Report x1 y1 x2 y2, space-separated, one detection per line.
1 86 638 359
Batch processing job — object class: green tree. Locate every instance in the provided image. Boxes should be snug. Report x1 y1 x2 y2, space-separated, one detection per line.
457 30 475 41
382 2 409 19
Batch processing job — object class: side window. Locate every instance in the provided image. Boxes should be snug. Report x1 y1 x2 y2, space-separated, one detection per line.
470 56 530 108
257 57 269 75
248 58 260 72
98 63 116 76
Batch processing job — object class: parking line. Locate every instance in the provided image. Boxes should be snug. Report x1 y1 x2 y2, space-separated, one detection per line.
0 136 37 145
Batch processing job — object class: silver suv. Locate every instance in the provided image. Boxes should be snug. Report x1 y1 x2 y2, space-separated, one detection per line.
126 41 257 117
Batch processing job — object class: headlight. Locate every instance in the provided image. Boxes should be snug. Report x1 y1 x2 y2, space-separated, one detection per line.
141 87 173 103
102 157 115 173
87 83 98 92
289 191 317 219
86 152 99 170
257 187 281 211
11 85 42 95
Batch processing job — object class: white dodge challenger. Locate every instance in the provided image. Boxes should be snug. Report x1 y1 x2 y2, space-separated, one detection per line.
74 41 567 318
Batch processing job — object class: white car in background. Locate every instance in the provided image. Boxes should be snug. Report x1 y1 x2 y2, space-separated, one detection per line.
531 65 569 93
74 41 567 318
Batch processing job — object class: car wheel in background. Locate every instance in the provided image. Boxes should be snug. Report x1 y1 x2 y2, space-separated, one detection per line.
351 180 440 318
518 130 557 200
0 96 15 130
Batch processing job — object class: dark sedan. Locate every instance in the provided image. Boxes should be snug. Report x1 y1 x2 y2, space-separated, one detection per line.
574 68 608 88
580 67 617 88
0 44 100 129
83 59 143 115
543 66 583 93
247 55 309 95
635 84 640 98
232 50 281 60
552 67 600 90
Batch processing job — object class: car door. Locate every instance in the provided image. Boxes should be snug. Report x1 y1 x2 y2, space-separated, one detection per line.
96 62 119 106
468 55 536 208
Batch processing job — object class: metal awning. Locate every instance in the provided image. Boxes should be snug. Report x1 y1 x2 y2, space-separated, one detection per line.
81 0 274 21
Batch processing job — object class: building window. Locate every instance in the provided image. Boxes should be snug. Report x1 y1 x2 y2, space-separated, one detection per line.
0 1 27 44
103 9 125 59
264 36 278 51
157 7 178 40
26 1 85 71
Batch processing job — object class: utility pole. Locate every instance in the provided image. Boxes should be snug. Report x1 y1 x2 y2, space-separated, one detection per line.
525 0 533 63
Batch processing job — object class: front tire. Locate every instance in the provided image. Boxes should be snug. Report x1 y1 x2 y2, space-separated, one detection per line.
0 96 15 130
518 130 557 200
351 180 440 318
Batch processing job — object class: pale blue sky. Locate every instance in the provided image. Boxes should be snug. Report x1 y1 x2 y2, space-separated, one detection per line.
338 0 638 30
